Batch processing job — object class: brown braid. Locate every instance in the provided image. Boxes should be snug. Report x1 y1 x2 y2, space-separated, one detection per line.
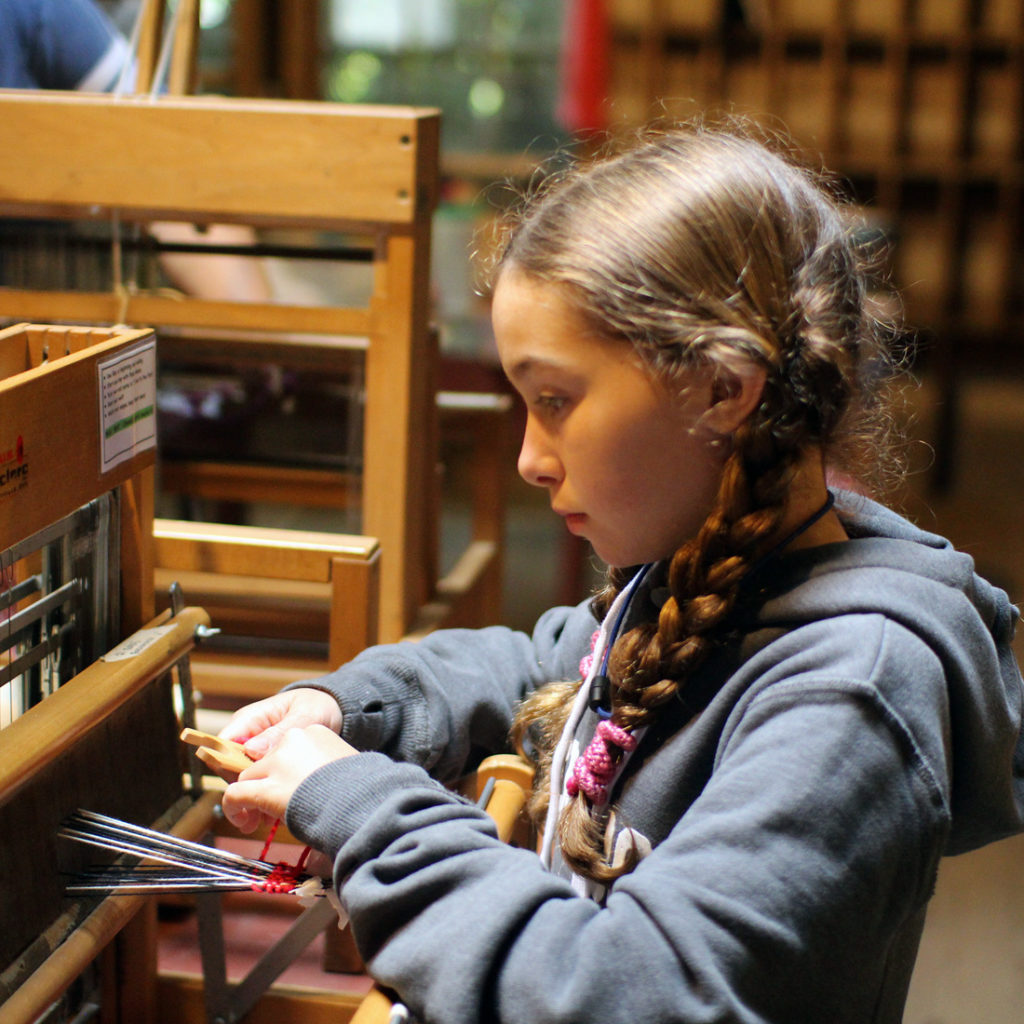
610 425 796 727
503 119 907 883
513 424 804 882
555 426 800 881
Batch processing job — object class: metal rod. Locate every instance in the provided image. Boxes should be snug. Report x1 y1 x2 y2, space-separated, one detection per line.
66 879 255 895
168 582 202 793
61 812 268 876
3 504 94 565
0 574 42 614
59 809 321 896
0 623 72 690
3 579 81 645
67 809 267 869
59 828 258 884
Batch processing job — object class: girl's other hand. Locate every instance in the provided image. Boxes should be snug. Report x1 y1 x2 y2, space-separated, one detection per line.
218 688 344 761
222 725 356 833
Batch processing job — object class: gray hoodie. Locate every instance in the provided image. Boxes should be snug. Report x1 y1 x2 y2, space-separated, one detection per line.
286 492 1024 1023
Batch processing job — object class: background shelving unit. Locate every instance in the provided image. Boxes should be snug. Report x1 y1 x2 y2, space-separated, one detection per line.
608 0 1024 487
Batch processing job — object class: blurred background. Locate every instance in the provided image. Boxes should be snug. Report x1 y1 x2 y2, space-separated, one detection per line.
90 3 1024 1018
92 0 1024 623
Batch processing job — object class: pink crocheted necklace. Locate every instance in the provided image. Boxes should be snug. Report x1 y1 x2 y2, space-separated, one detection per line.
539 564 654 872
564 563 653 807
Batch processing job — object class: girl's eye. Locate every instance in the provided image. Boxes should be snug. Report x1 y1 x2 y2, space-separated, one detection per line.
536 393 569 414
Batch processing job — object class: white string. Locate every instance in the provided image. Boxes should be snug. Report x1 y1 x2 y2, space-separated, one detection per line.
538 565 651 870
109 0 152 312
150 0 183 100
113 0 148 97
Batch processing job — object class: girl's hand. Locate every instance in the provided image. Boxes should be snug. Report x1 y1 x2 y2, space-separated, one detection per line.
218 688 344 761
221 724 357 834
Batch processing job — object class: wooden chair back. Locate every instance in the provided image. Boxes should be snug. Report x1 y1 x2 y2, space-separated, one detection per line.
152 518 380 704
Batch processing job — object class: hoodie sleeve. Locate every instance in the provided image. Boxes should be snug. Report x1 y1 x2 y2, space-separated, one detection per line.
285 600 598 782
284 637 950 1024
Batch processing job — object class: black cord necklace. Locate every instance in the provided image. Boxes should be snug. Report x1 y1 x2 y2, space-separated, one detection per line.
746 489 836 579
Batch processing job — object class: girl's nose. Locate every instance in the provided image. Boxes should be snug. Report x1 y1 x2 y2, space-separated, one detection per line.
517 417 561 489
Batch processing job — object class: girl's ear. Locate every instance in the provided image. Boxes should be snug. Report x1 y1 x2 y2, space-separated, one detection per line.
698 362 767 437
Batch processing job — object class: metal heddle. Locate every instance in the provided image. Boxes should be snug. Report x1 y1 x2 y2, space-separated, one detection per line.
1 494 118 726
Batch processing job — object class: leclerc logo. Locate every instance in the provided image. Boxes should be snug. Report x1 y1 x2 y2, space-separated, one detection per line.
0 435 28 496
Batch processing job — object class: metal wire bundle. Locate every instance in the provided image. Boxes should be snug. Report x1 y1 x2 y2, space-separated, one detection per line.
60 809 321 897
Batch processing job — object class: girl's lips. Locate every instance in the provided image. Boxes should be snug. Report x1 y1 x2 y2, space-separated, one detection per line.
561 512 587 533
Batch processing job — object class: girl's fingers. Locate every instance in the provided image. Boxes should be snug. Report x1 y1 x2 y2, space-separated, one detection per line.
219 696 288 746
219 690 344 758
240 724 287 760
303 849 334 877
221 782 277 832
223 726 357 832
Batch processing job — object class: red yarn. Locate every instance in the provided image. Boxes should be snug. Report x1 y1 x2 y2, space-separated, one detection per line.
258 819 281 861
252 818 313 894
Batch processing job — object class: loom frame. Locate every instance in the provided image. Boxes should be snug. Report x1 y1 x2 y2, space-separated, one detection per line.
0 89 453 643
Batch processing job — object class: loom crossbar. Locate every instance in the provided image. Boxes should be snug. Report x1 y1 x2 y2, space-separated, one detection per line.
0 606 208 807
0 606 210 1012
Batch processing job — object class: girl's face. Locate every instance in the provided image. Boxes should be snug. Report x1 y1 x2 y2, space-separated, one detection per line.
493 270 727 568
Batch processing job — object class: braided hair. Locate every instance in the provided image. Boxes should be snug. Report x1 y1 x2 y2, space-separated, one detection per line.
495 122 902 882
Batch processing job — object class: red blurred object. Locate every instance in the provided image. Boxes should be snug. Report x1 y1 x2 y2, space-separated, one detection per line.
559 0 610 136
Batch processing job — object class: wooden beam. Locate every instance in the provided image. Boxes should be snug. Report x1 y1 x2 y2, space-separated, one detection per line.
157 972 368 1024
0 606 209 807
153 519 377 583
0 290 373 338
0 92 439 228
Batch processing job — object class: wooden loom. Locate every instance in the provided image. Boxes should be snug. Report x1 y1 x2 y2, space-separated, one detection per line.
0 322 532 1024
0 321 212 1022
0 322 368 1024
0 81 518 1020
0 88 504 661
0 321 346 1024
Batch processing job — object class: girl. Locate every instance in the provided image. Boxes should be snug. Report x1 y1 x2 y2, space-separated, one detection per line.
220 124 1024 1024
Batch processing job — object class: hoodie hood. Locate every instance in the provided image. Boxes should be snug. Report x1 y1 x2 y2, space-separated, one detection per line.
751 490 1024 855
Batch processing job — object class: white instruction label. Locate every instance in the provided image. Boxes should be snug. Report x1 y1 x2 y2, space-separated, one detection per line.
98 340 157 472
102 624 177 662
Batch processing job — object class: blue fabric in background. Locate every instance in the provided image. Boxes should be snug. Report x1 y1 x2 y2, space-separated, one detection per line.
0 0 126 89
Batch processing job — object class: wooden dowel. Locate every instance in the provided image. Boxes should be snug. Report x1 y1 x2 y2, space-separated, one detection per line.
486 779 530 843
349 986 402 1024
